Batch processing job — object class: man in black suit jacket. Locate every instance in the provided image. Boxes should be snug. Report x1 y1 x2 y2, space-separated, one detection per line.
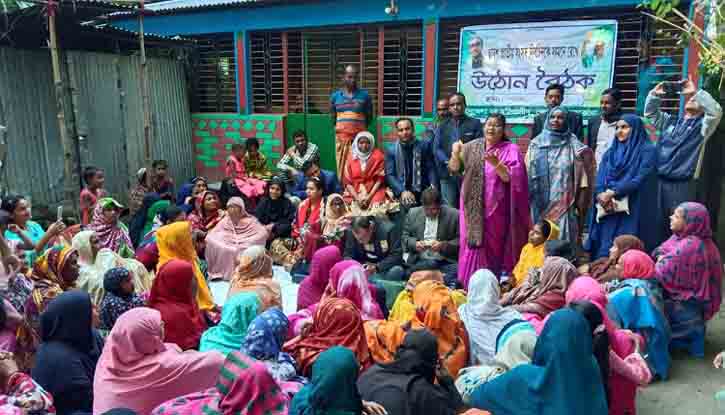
586 88 623 166
531 83 584 141
401 188 460 287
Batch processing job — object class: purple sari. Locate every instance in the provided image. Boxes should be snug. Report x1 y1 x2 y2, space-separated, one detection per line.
458 139 530 289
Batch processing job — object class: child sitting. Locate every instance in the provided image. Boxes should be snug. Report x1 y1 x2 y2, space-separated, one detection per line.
225 143 266 208
243 138 273 180
509 220 559 288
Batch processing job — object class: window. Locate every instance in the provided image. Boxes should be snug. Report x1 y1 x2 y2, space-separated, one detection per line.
190 34 237 113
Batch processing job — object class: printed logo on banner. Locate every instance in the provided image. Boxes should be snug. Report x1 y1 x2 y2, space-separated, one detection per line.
458 20 618 123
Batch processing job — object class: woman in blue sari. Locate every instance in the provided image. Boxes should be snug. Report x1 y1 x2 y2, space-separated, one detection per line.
586 114 657 260
526 108 595 250
471 308 608 415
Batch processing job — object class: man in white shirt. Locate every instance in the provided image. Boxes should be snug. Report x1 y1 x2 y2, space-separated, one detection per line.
586 88 623 167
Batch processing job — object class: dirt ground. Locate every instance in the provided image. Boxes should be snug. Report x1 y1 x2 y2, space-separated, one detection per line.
638 305 725 414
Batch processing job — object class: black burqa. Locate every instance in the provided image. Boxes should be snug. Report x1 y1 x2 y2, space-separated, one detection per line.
32 290 104 415
254 178 296 240
357 329 465 415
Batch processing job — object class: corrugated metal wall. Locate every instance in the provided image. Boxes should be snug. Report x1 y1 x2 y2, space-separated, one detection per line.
0 47 194 209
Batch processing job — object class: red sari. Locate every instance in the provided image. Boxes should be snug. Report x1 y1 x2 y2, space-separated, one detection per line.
293 197 323 261
343 148 388 205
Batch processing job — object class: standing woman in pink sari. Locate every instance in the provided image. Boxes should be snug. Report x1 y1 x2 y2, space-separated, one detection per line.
449 113 530 288
205 197 269 280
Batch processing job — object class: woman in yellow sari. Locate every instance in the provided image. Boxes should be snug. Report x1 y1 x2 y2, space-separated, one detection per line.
388 271 467 323
155 221 216 313
510 220 560 288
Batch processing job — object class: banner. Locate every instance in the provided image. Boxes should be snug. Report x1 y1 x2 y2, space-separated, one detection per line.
458 20 618 123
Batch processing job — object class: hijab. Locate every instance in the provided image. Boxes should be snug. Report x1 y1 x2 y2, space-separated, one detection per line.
256 178 295 225
88 198 132 253
207 197 268 247
323 261 383 321
501 256 577 311
471 309 608 415
654 202 723 320
297 246 342 311
620 250 655 279
93 307 225 415
241 308 300 383
99 267 145 331
459 269 522 365
156 221 215 311
200 292 261 356
227 246 281 310
289 346 363 415
322 194 351 237
352 131 375 171
601 114 652 187
148 259 208 350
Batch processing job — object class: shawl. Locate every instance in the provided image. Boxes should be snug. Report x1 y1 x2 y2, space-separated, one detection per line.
351 131 375 171
27 246 77 320
98 267 145 331
321 261 383 321
322 194 351 238
73 230 152 306
621 250 655 279
653 202 723 320
289 346 363 415
461 136 530 249
207 197 268 247
93 307 225 415
241 308 301 383
500 256 577 318
389 272 467 323
188 191 225 232
589 235 645 282
459 269 522 365
455 322 537 403
227 246 281 310
87 197 132 254
156 221 215 311
471 309 608 415
148 259 208 350
283 298 371 377
297 246 342 311
151 352 288 415
512 220 560 286
199 292 261 356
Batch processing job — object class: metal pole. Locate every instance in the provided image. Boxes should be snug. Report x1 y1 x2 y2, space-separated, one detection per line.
138 0 153 189
48 0 79 215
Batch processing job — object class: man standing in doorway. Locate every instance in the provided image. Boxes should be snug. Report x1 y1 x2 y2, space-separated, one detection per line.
531 83 583 141
330 65 373 182
433 92 482 207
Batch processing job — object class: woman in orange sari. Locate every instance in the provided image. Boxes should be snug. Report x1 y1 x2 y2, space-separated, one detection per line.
343 131 397 217
364 280 468 377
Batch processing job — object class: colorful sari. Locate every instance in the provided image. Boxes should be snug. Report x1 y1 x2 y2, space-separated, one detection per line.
388 271 467 324
199 292 260 356
511 220 560 287
321 194 351 249
331 88 371 182
156 221 215 311
365 280 469 377
343 132 397 217
205 197 269 281
226 155 266 200
244 152 273 180
227 246 281 310
187 191 226 232
151 351 288 415
653 202 722 357
23 246 78 333
526 107 595 249
586 235 645 283
283 298 372 377
87 198 133 257
270 196 323 269
296 246 342 311
458 138 531 289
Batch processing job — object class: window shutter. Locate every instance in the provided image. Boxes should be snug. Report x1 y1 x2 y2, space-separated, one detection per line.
190 34 236 113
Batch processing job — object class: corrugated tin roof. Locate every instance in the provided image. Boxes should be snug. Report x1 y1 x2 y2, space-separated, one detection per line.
145 0 257 12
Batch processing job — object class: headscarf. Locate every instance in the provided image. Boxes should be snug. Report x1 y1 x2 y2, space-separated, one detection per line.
129 193 161 247
156 221 215 311
143 200 171 237
352 131 375 171
73 230 153 306
322 193 351 237
227 246 281 310
99 267 145 331
207 197 268 247
470 309 608 415
241 308 300 383
148 259 208 350
255 177 295 229
188 190 225 231
654 202 723 320
600 114 651 186
382 329 438 382
297 246 342 311
199 292 260 356
322 261 383 321
27 246 78 317
88 198 133 253
501 256 577 318
620 250 655 279
39 290 94 353
512 220 560 287
289 346 363 415
459 269 522 365
283 298 371 377
92 307 225 415
589 235 644 282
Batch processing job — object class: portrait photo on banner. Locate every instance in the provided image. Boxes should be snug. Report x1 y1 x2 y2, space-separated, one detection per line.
458 20 618 122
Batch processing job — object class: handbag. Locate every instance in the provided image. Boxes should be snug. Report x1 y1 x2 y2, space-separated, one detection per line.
595 196 629 222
